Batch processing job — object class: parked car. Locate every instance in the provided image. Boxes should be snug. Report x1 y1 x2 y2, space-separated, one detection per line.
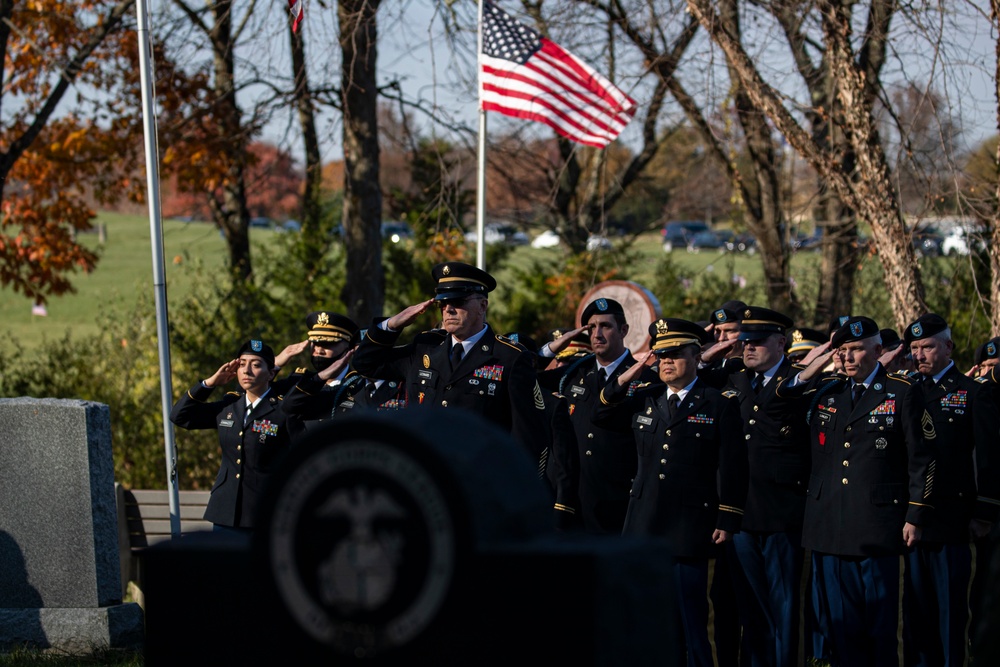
531 230 561 249
911 226 943 257
586 234 613 251
942 225 986 256
716 230 756 254
465 223 530 246
662 220 710 252
685 230 726 253
249 216 273 229
792 228 823 251
381 221 414 243
276 219 301 233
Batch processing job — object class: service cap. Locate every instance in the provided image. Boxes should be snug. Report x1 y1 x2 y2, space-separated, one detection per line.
738 307 793 341
305 311 359 344
649 318 712 354
581 298 625 325
431 262 497 301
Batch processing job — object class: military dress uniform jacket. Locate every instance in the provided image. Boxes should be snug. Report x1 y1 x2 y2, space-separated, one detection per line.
352 322 547 460
170 382 305 528
918 366 1000 542
723 360 811 533
282 370 406 421
537 353 660 534
775 364 934 557
595 377 749 558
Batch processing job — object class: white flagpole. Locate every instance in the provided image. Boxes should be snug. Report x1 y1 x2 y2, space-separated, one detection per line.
476 0 487 271
136 0 181 536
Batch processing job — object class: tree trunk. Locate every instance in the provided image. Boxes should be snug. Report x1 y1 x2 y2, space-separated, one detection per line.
991 0 1000 336
339 0 383 323
288 15 325 280
686 0 927 329
211 0 252 280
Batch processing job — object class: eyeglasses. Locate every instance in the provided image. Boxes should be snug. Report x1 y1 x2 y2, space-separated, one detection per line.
436 296 484 310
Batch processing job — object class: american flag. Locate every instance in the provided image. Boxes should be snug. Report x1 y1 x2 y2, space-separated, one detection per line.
480 1 635 148
288 0 303 33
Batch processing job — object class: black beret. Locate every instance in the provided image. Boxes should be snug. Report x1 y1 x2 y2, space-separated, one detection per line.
649 318 712 353
827 315 851 336
786 328 825 355
305 311 359 344
431 262 497 301
549 328 592 359
880 328 903 351
831 316 880 348
903 313 949 343
236 339 276 368
738 306 794 341
710 300 748 325
975 337 1000 365
581 298 625 325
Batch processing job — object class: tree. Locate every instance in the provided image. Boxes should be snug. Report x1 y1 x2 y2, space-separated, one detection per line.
0 0 140 302
685 0 929 328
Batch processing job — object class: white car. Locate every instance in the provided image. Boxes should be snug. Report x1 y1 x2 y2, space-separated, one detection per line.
586 235 613 251
531 230 560 248
942 225 985 256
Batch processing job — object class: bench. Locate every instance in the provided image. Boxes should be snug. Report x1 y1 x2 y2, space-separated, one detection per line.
115 484 212 604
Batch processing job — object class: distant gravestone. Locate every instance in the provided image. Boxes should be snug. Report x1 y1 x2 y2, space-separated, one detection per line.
0 398 142 653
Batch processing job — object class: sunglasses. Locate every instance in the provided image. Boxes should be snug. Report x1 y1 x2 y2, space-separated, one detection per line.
436 295 484 310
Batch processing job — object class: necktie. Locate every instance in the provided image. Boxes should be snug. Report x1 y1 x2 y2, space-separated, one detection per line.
668 393 680 419
751 372 763 394
244 402 253 426
851 383 865 408
598 368 608 384
451 342 464 370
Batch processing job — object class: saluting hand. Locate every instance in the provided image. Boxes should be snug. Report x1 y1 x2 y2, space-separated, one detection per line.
616 350 654 386
386 299 435 331
797 341 836 382
878 344 905 368
700 338 739 364
205 359 240 388
548 324 591 355
275 340 310 368
965 364 980 378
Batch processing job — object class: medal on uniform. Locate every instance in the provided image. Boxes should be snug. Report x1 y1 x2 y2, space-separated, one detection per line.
875 437 888 449
423 355 430 369
488 382 496 396
418 392 425 405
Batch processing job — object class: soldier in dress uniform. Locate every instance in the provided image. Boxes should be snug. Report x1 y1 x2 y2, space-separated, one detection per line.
508 331 581 530
170 340 305 531
968 336 1000 379
596 318 747 667
723 307 811 667
775 316 935 667
351 262 547 462
785 327 825 363
901 314 1000 667
699 300 748 387
535 298 660 535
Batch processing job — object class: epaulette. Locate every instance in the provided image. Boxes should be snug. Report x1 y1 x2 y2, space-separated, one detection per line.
495 335 521 351
722 390 739 398
976 376 990 384
634 381 654 389
295 367 308 374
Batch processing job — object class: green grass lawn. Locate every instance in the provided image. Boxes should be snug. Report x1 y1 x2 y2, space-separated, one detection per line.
0 212 835 355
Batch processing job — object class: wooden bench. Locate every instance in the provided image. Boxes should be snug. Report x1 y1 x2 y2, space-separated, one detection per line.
115 484 212 604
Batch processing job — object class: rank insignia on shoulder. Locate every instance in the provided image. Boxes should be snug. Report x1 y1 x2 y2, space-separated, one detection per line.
722 390 739 398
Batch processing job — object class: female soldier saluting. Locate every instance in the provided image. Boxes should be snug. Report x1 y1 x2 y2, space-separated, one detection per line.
170 339 304 531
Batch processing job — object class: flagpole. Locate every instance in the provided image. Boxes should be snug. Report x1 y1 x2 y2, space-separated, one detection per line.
136 0 181 536
475 0 486 271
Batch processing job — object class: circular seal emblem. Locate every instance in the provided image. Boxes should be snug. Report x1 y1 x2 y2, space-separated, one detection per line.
265 438 456 657
577 281 662 354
